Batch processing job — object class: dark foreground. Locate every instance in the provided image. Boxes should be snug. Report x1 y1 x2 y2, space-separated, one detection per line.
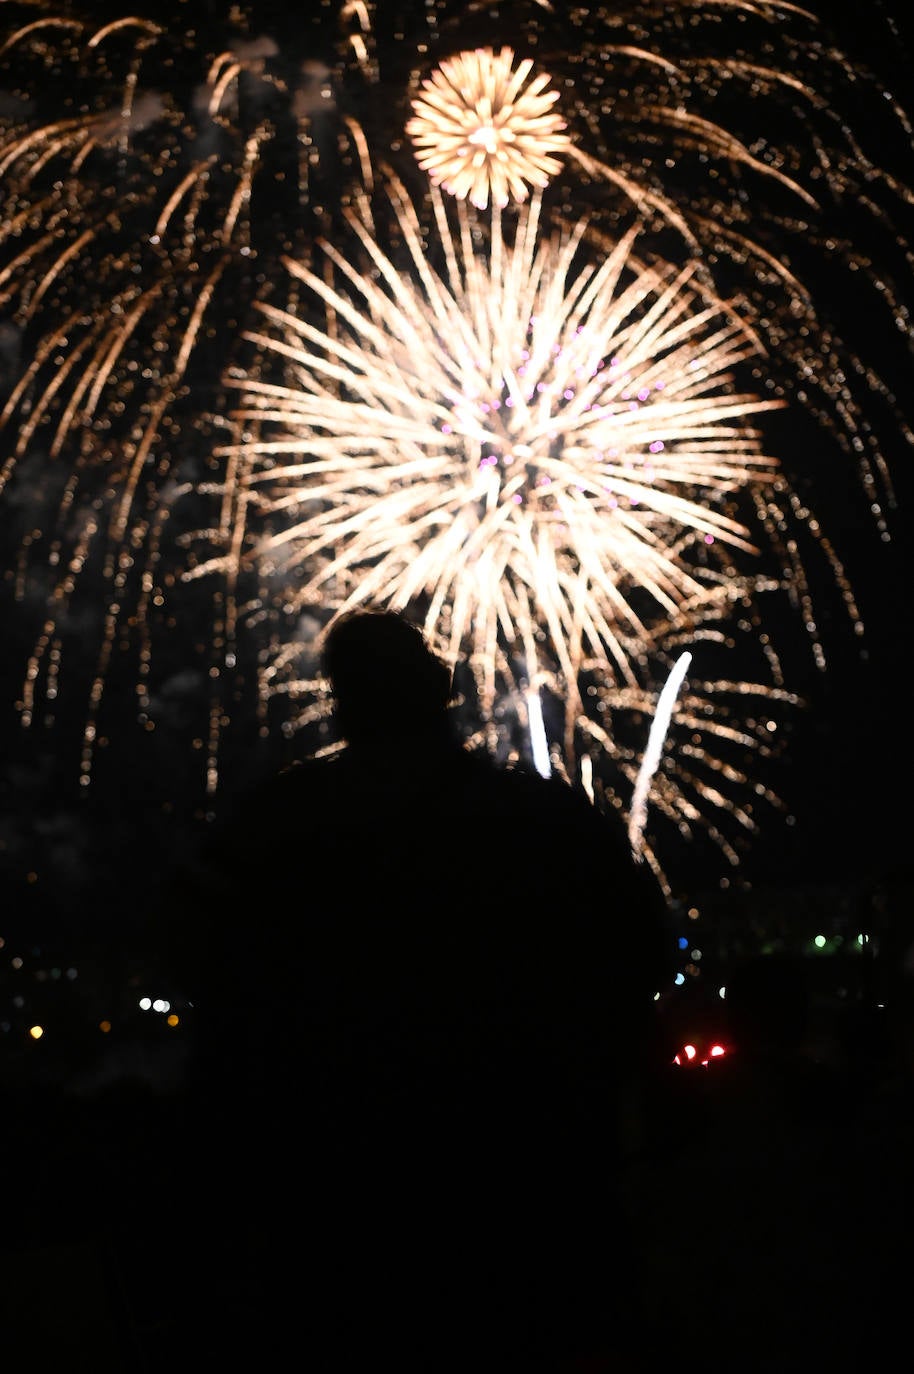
2 981 913 1373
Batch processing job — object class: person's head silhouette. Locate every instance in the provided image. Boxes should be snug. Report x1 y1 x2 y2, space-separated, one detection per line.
321 609 454 753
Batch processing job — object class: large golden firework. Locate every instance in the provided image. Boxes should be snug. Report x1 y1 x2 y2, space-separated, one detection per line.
185 175 810 881
0 1 908 883
216 184 781 685
405 47 572 209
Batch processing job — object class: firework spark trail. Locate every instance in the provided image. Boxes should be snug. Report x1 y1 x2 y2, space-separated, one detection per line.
524 687 551 779
628 650 693 860
0 7 307 785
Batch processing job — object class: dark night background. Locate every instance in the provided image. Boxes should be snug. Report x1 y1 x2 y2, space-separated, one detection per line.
0 0 913 1067
1 4 914 1369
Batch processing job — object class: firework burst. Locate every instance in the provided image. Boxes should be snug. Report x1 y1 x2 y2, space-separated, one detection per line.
405 46 572 209
212 180 783 691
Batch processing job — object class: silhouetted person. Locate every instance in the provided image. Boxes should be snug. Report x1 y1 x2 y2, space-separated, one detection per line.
160 609 674 1372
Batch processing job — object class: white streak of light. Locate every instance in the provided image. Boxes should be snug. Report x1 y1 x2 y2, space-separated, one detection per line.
628 651 692 860
525 688 552 778
580 752 594 804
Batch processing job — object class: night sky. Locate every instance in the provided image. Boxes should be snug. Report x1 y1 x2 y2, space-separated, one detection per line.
1 0 913 999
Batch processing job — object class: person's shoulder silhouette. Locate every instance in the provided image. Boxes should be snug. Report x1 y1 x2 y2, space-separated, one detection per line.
177 605 671 1012
155 607 674 1370
250 610 653 903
